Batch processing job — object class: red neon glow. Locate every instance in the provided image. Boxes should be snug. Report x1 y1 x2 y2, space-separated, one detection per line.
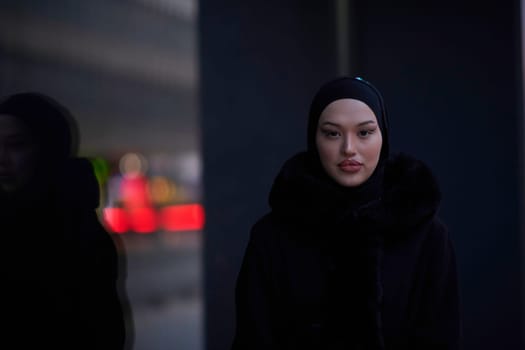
120 175 151 209
103 208 129 234
160 204 205 232
128 207 158 234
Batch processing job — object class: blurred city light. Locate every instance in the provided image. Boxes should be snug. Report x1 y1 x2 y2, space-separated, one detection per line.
0 1 202 348
103 207 129 234
100 151 204 234
160 203 205 232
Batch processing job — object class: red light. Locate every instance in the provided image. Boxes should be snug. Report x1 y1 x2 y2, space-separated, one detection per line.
128 207 158 234
120 175 151 209
103 207 129 234
160 204 205 232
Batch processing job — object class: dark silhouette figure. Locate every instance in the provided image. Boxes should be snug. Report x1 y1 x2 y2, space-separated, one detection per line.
231 77 461 349
0 92 129 349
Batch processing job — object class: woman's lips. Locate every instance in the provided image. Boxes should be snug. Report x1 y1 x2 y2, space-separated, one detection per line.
338 159 362 173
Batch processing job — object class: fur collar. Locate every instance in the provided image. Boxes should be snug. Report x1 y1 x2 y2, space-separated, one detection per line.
269 151 441 237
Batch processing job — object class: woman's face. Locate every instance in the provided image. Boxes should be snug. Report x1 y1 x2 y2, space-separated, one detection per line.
0 114 39 193
316 98 383 187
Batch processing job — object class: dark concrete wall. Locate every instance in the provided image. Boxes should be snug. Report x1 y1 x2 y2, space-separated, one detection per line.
350 1 523 348
199 2 338 349
200 1 524 349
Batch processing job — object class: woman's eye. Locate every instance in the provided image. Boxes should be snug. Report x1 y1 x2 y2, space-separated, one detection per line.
323 130 340 138
358 129 374 137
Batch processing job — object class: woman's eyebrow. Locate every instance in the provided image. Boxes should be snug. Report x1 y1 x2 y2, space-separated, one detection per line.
321 120 376 127
357 120 377 126
320 121 340 127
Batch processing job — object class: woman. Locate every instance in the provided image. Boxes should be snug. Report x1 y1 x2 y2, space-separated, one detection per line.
0 92 127 349
231 77 461 349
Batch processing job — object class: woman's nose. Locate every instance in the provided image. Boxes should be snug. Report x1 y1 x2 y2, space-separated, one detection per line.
342 136 356 156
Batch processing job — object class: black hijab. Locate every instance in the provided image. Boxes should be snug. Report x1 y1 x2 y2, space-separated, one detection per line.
270 76 392 230
306 76 390 210
307 76 389 165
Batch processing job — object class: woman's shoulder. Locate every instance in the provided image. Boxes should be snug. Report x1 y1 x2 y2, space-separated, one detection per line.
385 153 453 240
251 212 286 238
425 216 454 248
248 211 300 247
373 152 443 237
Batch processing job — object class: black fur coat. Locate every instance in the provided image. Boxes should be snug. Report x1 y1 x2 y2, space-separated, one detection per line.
231 152 461 350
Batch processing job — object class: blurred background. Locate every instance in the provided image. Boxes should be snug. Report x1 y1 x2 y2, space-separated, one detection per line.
0 0 202 349
0 0 524 349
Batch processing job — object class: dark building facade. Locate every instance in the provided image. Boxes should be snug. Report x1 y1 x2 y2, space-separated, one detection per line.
199 1 524 349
